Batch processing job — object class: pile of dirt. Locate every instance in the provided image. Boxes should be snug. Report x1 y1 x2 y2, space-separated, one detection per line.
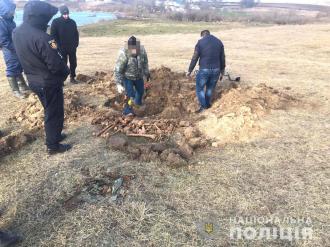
10 89 95 130
7 66 300 163
198 83 300 144
105 128 206 166
143 67 197 117
86 67 299 158
11 95 44 129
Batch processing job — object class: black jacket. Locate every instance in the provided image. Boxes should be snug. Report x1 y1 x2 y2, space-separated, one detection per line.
188 34 226 73
12 1 69 88
50 17 79 51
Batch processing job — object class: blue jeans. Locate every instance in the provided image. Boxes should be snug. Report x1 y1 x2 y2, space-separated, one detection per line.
123 78 144 115
196 68 220 109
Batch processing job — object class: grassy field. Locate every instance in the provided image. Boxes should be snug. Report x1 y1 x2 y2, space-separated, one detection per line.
0 21 329 246
78 9 330 37
79 19 249 37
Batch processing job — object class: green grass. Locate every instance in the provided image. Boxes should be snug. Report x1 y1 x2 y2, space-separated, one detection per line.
79 19 244 37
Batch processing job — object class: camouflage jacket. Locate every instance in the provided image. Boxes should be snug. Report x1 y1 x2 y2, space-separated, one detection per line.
114 45 149 85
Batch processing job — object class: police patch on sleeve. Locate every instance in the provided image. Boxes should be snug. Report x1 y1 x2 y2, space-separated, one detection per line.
48 39 58 50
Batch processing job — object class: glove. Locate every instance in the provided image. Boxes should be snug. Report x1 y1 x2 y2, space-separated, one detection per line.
144 82 151 90
186 71 192 77
116 84 125 94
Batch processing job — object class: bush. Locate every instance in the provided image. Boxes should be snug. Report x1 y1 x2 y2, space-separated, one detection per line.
166 10 224 22
164 9 319 25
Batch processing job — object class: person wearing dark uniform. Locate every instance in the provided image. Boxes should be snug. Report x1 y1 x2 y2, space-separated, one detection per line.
12 0 72 155
0 0 30 99
50 5 79 84
187 30 226 113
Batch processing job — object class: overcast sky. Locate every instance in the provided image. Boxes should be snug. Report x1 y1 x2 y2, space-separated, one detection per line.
261 0 330 5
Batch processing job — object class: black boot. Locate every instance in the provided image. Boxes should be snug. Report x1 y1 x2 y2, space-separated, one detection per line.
7 77 25 99
16 74 31 94
195 107 206 114
59 133 67 142
70 77 78 84
47 143 72 155
0 230 22 246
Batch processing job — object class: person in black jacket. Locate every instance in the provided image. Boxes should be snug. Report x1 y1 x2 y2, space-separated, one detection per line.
187 30 226 113
12 0 72 155
50 5 79 84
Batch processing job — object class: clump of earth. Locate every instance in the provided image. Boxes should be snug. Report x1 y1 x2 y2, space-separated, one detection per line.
0 130 36 158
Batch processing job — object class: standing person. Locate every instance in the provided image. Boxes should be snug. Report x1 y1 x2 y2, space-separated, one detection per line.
50 5 79 84
13 0 72 155
187 30 226 113
114 36 150 116
0 0 30 99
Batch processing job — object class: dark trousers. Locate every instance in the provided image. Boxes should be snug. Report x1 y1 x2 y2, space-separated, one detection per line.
2 47 23 77
196 68 220 109
62 48 77 79
29 84 64 149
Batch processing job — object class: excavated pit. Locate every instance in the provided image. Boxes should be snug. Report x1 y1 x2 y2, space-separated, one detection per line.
5 67 301 164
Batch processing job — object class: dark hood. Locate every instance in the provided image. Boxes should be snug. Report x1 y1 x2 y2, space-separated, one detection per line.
0 0 16 19
59 5 69 15
23 0 58 31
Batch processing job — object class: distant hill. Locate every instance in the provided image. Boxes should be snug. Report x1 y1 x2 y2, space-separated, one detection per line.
15 0 330 13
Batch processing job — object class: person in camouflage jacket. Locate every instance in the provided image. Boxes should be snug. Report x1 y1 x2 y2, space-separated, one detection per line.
114 36 150 115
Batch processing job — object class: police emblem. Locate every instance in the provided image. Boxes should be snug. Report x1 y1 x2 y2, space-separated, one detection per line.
48 40 58 50
204 223 214 234
196 219 221 240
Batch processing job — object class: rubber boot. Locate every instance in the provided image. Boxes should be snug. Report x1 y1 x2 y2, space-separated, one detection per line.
16 74 31 94
7 77 26 99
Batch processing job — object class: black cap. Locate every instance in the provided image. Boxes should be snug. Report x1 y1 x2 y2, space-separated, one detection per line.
59 5 69 15
128 36 137 46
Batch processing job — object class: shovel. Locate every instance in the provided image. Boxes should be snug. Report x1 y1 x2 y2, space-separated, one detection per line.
224 72 240 82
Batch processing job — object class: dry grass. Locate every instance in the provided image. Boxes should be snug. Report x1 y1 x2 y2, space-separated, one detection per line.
79 20 248 37
0 23 329 246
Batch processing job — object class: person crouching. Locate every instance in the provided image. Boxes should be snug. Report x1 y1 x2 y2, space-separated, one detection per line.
114 36 150 116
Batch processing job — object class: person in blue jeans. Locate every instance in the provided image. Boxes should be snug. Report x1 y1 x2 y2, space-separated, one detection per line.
187 30 226 113
114 36 150 116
